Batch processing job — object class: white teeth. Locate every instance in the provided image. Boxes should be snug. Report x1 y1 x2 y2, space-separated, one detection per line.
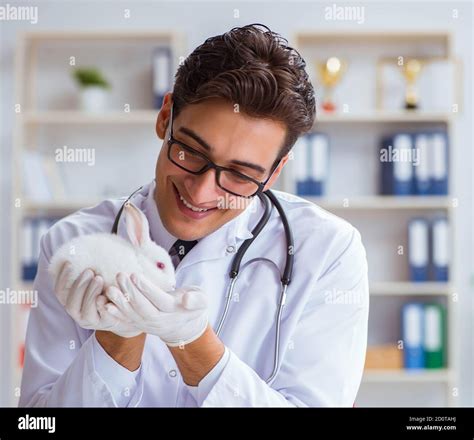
179 194 209 212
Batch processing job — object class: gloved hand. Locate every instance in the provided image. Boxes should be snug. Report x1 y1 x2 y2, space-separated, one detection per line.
53 262 142 338
104 272 208 347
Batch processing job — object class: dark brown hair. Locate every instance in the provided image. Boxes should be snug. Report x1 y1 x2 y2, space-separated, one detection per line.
172 23 316 160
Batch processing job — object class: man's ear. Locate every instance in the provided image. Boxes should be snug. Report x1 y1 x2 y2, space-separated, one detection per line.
263 154 290 191
155 92 173 140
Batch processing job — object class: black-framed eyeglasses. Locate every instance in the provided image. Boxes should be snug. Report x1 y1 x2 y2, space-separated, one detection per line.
166 105 280 198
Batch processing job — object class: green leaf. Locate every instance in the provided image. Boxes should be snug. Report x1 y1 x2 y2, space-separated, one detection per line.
73 67 111 89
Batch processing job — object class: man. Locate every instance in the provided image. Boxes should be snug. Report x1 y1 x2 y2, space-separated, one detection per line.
20 24 369 407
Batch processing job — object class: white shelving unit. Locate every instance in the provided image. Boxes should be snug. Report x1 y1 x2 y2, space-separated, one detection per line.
290 31 458 407
11 30 186 406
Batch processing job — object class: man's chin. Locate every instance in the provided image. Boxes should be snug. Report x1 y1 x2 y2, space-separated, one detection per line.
167 213 231 242
161 211 208 241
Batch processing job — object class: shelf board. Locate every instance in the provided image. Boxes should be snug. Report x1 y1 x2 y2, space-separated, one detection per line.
314 111 453 124
296 30 450 42
370 282 453 296
21 111 158 125
307 196 452 210
363 369 452 383
24 199 102 213
21 30 180 41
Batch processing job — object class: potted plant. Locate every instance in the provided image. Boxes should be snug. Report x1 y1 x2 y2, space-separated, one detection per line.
73 67 111 113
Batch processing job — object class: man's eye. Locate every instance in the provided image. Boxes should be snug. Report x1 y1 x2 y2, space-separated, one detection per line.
229 173 252 183
184 152 202 161
177 148 201 162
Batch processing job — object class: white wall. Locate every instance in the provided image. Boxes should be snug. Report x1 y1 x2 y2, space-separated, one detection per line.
0 0 472 406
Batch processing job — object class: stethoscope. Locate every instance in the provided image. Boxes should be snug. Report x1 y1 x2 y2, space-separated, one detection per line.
112 185 294 384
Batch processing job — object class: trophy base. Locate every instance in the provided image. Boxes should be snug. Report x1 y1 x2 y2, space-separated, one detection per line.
404 102 419 110
322 101 336 112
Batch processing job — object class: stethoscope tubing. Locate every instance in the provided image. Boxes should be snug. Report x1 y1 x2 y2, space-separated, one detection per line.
216 190 294 384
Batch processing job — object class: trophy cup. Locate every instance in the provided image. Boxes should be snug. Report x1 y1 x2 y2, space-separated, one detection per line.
401 58 424 110
317 57 346 113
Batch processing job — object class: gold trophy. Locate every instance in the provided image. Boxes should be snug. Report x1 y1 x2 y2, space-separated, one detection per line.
401 58 424 110
317 57 346 112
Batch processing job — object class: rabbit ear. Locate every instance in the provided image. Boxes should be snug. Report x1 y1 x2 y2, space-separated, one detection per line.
124 201 151 247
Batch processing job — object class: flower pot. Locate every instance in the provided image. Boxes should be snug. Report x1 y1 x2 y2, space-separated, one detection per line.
79 86 108 113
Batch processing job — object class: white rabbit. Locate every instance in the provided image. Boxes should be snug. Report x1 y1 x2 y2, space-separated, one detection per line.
49 201 176 293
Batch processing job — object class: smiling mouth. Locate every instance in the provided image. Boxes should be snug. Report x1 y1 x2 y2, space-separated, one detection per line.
179 193 210 212
172 183 218 214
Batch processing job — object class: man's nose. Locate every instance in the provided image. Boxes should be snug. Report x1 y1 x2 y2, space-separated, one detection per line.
184 169 222 204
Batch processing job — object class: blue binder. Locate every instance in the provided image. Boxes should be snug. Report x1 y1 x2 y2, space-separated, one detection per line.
402 303 425 369
294 135 310 195
408 218 429 282
22 217 59 281
153 47 172 109
380 136 391 195
431 217 449 282
307 133 328 196
429 131 449 195
22 217 36 281
295 133 328 196
380 133 414 195
413 133 431 195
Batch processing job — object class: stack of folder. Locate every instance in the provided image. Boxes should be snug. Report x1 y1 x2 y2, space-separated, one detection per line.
402 303 446 369
379 131 448 195
408 217 449 282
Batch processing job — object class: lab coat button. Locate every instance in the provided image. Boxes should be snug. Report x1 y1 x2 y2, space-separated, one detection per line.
226 245 236 253
169 369 177 378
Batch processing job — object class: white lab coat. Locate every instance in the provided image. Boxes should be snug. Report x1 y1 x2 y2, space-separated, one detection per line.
20 179 369 407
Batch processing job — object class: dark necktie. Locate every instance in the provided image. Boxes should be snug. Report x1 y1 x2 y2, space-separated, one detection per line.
169 239 198 268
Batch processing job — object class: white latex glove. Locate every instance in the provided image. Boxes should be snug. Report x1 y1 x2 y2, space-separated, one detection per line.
104 272 208 347
53 262 142 338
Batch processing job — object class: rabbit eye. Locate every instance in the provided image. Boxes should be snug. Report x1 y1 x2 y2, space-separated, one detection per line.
156 262 165 270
